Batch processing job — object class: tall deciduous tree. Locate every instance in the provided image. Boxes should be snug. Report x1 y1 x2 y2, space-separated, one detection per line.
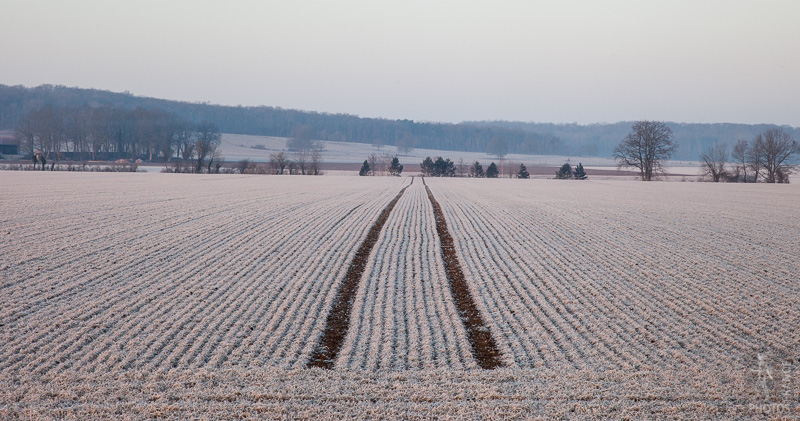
368 153 380 176
269 151 288 175
310 149 323 175
396 132 415 155
700 143 728 182
193 120 221 173
487 136 509 159
747 135 764 182
731 139 749 182
757 128 798 183
287 124 321 153
613 121 677 181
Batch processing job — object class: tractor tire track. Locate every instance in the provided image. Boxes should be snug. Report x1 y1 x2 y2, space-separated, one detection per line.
422 177 503 369
307 177 413 369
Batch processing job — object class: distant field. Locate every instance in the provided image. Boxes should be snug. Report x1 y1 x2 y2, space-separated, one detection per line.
219 133 701 172
1 172 798 418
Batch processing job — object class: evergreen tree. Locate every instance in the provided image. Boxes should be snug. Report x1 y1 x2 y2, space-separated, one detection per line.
389 156 403 176
555 163 573 179
470 161 484 177
486 162 499 178
517 163 530 179
573 162 587 180
359 159 370 176
433 156 456 177
420 156 434 176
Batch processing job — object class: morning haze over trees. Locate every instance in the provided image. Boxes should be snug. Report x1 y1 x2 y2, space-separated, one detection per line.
3 84 799 163
11 101 225 173
611 120 798 183
700 128 799 183
613 120 678 181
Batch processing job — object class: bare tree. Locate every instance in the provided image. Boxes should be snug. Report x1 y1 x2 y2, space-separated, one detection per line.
181 141 195 161
193 120 221 173
269 151 288 174
368 153 379 176
699 142 728 182
613 120 677 181
175 121 196 162
237 158 251 174
310 149 323 175
457 158 466 177
381 153 391 175
207 147 223 174
64 107 89 161
731 139 748 182
487 135 509 160
14 111 37 157
33 105 64 161
757 128 798 183
747 134 764 182
287 125 322 153
396 132 415 155
294 150 308 175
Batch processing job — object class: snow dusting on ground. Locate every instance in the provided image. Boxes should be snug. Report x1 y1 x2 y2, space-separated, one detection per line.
1 172 798 418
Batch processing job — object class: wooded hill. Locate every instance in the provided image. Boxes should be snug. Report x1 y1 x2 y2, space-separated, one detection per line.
475 120 800 161
1 84 796 160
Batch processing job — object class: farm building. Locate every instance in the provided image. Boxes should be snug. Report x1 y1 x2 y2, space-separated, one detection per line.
0 136 19 155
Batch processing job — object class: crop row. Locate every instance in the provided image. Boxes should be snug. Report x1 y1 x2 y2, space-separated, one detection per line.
0 172 407 375
337 180 475 369
427 178 800 370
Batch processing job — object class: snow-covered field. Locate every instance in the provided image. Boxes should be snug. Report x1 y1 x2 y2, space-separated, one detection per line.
220 133 701 172
1 172 798 418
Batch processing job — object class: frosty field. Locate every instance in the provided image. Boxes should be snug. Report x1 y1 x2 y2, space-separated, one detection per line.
1 172 799 419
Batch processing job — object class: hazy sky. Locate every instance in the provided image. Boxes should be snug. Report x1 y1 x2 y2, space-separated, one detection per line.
2 0 799 125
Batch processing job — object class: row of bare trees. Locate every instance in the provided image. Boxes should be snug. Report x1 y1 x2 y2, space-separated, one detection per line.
262 151 324 175
15 104 226 173
255 132 325 175
701 128 799 183
614 121 798 183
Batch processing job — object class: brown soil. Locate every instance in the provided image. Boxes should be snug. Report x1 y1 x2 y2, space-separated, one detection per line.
422 177 503 369
307 178 413 369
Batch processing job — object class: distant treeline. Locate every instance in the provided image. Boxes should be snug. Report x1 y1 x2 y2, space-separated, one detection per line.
12 103 198 161
2 84 798 160
0 84 564 156
472 121 800 161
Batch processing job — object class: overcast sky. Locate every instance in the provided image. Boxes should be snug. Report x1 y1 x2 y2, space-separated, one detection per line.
2 0 798 125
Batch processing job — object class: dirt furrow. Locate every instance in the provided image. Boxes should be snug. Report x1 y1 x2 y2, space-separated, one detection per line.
307 178 413 369
422 178 503 369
